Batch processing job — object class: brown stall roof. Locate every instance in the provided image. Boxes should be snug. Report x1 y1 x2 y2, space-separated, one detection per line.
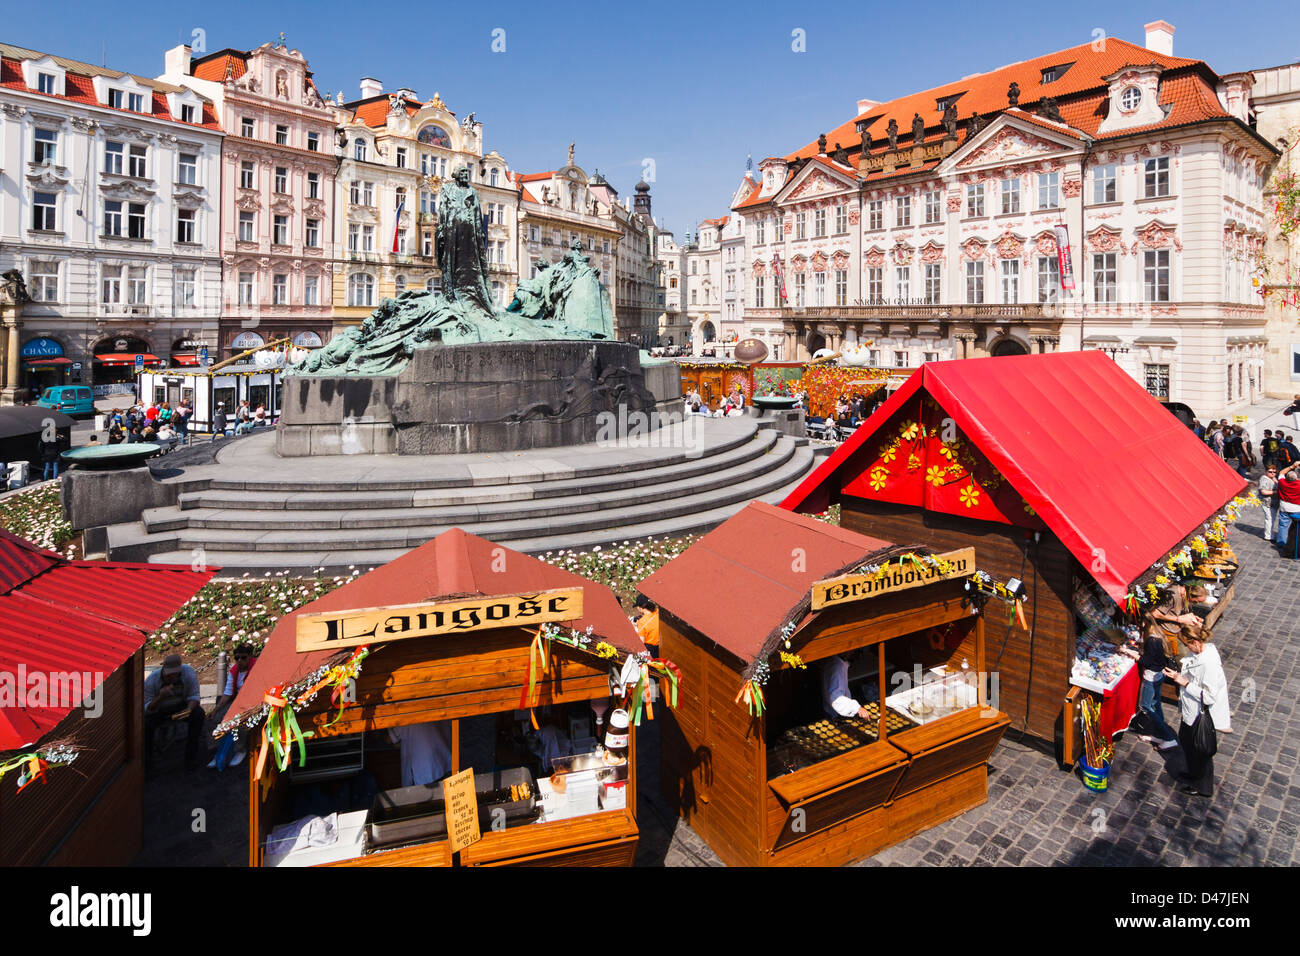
638 501 902 667
224 528 645 728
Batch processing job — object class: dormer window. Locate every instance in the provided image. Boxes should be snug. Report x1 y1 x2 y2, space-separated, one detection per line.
936 94 962 113
1040 63 1072 84
128 92 144 112
1121 87 1142 111
37 72 57 95
354 139 368 161
108 88 124 109
180 104 196 123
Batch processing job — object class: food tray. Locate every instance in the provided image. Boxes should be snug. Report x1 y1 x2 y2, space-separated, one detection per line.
767 709 919 776
367 767 538 849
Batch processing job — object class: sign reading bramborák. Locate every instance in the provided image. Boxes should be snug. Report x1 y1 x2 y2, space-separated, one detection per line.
295 588 584 652
810 548 974 610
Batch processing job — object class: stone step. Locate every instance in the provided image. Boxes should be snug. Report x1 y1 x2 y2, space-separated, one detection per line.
176 428 782 512
149 432 794 533
143 448 817 577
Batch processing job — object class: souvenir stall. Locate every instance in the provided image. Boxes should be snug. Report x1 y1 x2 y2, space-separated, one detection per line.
782 351 1252 767
639 501 1008 868
677 359 753 409
138 354 298 433
219 529 679 868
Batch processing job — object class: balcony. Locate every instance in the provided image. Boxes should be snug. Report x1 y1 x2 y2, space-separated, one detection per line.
776 302 1059 322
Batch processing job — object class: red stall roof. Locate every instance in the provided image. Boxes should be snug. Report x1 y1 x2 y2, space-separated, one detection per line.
0 530 216 752
782 351 1247 602
224 528 646 727
638 501 897 666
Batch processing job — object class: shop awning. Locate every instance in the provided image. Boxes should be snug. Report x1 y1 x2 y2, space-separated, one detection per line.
94 353 161 365
781 351 1248 602
23 357 72 366
170 354 199 366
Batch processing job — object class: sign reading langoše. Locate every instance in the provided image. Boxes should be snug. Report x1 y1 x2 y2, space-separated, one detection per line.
295 588 584 652
810 548 975 611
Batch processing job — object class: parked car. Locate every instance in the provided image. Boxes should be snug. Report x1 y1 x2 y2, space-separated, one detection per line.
36 385 94 417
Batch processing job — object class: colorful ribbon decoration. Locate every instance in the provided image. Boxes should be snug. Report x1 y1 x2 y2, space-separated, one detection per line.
736 680 765 717
0 746 76 795
256 685 314 780
521 629 552 710
294 646 371 729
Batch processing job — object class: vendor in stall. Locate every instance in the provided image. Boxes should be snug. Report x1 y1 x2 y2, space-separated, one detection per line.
1151 583 1201 640
821 652 873 719
388 721 453 787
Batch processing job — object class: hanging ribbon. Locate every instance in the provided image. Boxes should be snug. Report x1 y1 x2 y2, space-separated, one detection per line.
648 659 681 710
294 646 371 728
735 680 765 717
629 660 651 726
520 629 552 710
257 685 314 780
0 747 76 795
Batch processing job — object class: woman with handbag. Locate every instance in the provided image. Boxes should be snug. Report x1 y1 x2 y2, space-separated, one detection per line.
1164 626 1231 798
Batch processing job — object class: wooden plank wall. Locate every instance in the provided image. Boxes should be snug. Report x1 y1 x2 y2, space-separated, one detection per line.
840 498 1073 743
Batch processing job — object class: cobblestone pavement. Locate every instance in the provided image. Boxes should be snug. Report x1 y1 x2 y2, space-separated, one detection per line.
639 506 1300 867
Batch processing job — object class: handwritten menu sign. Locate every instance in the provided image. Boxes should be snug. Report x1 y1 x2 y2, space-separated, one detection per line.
443 769 481 853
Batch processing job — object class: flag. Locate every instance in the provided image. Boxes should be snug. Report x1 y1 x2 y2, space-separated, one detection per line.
774 253 788 303
1054 224 1075 291
392 196 405 254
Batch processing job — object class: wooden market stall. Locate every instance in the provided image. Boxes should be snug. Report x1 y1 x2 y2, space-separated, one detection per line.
781 352 1250 765
220 528 667 868
638 501 1009 868
137 360 289 433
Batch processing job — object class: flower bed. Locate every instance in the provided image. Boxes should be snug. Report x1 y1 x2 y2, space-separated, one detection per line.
0 485 78 557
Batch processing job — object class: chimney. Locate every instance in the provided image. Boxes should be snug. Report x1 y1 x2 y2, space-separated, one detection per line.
359 77 383 99
164 44 192 78
1144 20 1174 56
856 98 880 114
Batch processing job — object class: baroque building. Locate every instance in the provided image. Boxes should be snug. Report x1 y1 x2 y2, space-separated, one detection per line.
589 174 658 345
684 217 725 354
735 21 1277 414
332 80 517 331
655 229 689 348
162 41 338 358
0 41 223 398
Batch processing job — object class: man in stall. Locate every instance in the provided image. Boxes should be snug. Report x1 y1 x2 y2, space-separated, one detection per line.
821 652 875 720
389 721 453 787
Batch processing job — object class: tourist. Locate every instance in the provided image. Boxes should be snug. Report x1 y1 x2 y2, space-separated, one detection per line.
1222 426 1244 475
1191 418 1204 440
253 403 268 427
1260 429 1279 469
1277 433 1300 469
1164 626 1230 798
235 401 254 435
38 432 63 481
1135 618 1179 750
156 402 172 426
208 644 259 768
87 433 101 446
212 402 229 439
144 653 207 772
1274 461 1300 556
1150 582 1199 645
1234 425 1255 474
144 402 160 424
173 401 190 444
1258 465 1280 540
1211 423 1227 458
1285 394 1300 432
156 422 176 442
107 420 125 445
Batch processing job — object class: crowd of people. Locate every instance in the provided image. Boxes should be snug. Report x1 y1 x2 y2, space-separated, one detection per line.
684 386 749 417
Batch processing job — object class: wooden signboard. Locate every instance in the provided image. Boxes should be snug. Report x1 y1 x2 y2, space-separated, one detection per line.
295 588 585 652
442 768 481 854
810 548 975 611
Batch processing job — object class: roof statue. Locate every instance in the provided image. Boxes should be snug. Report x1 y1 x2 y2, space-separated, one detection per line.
942 103 959 139
296 165 613 377
568 141 575 165
911 112 925 143
859 123 872 155
1007 81 1020 107
832 142 848 166
817 132 827 154
966 111 987 141
886 118 898 150
1039 96 1061 122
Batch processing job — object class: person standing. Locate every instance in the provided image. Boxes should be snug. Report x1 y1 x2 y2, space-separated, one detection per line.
1211 423 1227 459
38 432 63 481
1222 426 1244 475
1164 627 1229 798
1234 425 1255 474
1285 394 1300 433
212 402 229 439
1277 433 1300 470
1274 461 1300 556
1259 464 1280 541
1259 429 1279 469
1136 619 1179 750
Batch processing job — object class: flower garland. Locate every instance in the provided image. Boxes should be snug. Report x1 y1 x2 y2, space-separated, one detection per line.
966 571 1028 628
0 742 79 795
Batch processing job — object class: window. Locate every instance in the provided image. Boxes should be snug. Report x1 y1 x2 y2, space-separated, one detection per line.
306 172 320 199
350 181 374 206
353 139 367 161
1000 260 1019 302
924 190 942 224
304 275 319 305
867 267 883 300
305 219 320 248
176 208 196 243
426 275 441 294
238 211 255 242
754 277 764 308
1144 364 1169 399
1092 253 1117 303
37 72 57 95
755 219 766 244
275 124 288 146
272 274 288 305
307 132 319 152
794 272 806 307
1092 163 1117 203
174 268 195 307
33 128 57 165
966 260 985 303
1037 256 1059 303
1037 172 1059 209
1041 67 1059 84
923 351 940 363
105 201 124 236
127 92 144 113
178 152 197 185
180 104 196 124
238 272 254 305
1000 177 1020 214
814 271 826 306
128 202 146 239
273 214 289 245
895 196 911 228
104 141 123 174
814 209 826 237
241 117 255 138
602 238 611 254
126 144 147 178
795 212 806 240
1121 87 1142 111
274 167 288 194
528 224 540 242
894 350 909 368
868 200 883 230
127 266 147 303
29 261 58 301
102 265 122 303
396 147 407 169
893 265 910 300
966 183 985 218
1143 249 1170 301
362 225 375 252
490 168 499 186
240 161 255 189
422 233 433 257
108 89 123 109
834 204 847 233
924 263 942 303
1143 157 1169 198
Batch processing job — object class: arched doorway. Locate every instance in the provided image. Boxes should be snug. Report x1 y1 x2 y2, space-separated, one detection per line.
806 330 827 357
93 335 155 385
989 336 1029 357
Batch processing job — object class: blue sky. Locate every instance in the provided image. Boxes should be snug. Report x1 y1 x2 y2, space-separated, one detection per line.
8 1 1298 235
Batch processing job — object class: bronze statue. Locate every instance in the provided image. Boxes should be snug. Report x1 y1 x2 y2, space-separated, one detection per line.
966 111 986 141
1039 97 1061 122
832 142 848 165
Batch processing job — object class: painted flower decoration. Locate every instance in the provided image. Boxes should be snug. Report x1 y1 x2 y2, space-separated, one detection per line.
959 484 981 508
1154 573 1170 587
926 466 946 486
869 467 890 491
901 422 920 441
939 440 960 461
907 453 922 470
881 444 898 463
1022 500 1036 517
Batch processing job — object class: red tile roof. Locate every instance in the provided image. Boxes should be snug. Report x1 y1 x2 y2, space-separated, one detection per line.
517 171 557 183
0 530 217 752
191 50 247 82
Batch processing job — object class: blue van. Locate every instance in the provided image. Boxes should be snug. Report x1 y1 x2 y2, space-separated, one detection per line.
37 385 95 416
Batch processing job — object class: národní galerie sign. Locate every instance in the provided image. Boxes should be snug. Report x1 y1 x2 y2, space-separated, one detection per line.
295 588 585 652
810 548 975 610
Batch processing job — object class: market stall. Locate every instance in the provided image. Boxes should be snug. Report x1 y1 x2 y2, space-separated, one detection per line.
137 359 289 433
638 501 1008 867
220 528 675 868
782 351 1253 767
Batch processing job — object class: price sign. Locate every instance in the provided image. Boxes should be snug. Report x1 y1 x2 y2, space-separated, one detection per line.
442 768 481 853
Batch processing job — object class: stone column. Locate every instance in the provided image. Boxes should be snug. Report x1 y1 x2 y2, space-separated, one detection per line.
0 300 22 406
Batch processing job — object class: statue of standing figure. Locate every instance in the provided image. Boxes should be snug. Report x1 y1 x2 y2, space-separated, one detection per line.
437 164 496 316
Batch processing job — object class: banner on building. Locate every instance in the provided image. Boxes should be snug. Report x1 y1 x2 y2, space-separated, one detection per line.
1054 225 1075 291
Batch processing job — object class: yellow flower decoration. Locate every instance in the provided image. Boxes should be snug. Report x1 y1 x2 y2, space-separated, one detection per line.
926 466 946 486
900 422 920 441
1154 574 1170 587
869 467 890 491
907 453 922 470
881 445 898 463
959 484 981 508
1146 584 1160 601
1022 500 1036 517
594 642 617 659
939 441 960 461
947 464 966 477
779 651 806 670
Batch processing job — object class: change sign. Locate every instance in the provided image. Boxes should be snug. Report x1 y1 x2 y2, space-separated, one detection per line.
810 548 975 611
295 588 584 652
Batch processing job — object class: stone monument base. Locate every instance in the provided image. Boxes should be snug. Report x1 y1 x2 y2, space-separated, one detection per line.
277 340 681 456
